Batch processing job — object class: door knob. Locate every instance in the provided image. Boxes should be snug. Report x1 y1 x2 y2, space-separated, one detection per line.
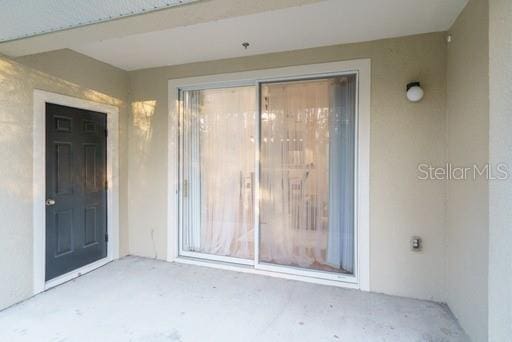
45 199 56 206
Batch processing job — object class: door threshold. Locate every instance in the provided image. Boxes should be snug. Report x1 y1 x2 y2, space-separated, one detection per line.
174 256 360 290
44 257 112 291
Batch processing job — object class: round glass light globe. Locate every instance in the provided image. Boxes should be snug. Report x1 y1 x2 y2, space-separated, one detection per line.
407 86 424 102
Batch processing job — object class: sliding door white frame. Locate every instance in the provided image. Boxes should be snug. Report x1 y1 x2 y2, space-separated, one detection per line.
176 81 257 267
168 59 370 290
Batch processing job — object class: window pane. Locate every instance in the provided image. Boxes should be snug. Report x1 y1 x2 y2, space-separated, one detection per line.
259 75 356 274
180 86 256 260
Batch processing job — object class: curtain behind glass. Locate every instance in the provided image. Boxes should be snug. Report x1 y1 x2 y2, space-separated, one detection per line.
259 75 356 274
181 90 202 252
180 87 256 260
326 76 356 273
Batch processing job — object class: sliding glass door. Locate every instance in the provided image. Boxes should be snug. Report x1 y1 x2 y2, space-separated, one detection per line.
259 76 356 274
179 86 256 262
179 74 357 277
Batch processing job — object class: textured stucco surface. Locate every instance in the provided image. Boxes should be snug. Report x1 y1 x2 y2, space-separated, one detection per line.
1 3 509 339
445 0 490 341
488 0 512 340
0 257 468 342
0 53 129 310
128 33 448 301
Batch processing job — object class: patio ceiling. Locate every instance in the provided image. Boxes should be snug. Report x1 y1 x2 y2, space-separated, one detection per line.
0 0 198 43
72 0 469 70
0 0 322 58
0 0 468 71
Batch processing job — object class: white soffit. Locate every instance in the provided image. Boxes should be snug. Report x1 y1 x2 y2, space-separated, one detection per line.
0 0 197 43
72 0 468 71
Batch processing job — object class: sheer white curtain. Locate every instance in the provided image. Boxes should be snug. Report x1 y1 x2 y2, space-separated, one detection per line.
181 87 255 260
259 80 329 269
180 77 356 273
181 90 202 252
260 76 356 273
326 76 356 273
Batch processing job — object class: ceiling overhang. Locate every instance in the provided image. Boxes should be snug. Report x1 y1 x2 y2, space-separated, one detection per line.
0 0 199 43
1 0 468 71
0 0 322 57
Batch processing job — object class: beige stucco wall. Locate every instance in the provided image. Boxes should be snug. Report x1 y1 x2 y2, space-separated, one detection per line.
488 0 512 340
445 0 490 341
0 52 129 310
128 32 448 301
2 3 509 337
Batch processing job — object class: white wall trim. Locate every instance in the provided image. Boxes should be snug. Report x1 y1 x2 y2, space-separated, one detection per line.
167 59 371 291
33 89 120 294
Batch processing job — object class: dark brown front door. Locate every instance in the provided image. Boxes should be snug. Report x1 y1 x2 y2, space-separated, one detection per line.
45 103 107 281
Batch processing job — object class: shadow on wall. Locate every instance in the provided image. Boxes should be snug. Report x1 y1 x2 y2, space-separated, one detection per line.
130 100 156 172
0 59 32 205
129 100 158 258
131 100 156 153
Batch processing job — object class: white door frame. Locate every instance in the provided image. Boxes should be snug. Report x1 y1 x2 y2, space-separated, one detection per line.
167 59 370 291
32 89 120 294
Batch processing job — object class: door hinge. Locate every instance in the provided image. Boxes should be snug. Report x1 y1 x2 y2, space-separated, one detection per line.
105 179 108 190
105 233 109 243
105 129 108 137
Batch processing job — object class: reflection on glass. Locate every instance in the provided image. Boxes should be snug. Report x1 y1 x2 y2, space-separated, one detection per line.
180 86 256 260
259 75 356 274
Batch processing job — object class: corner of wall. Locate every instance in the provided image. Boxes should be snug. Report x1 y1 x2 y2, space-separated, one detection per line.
445 0 490 341
488 0 512 340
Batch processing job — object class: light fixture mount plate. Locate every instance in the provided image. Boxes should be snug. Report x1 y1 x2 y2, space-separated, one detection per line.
406 81 421 91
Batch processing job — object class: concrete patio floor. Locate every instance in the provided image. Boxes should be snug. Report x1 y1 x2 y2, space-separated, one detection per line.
0 256 467 341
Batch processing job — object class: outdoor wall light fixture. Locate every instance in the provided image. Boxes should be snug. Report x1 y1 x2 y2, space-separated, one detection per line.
406 81 424 102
